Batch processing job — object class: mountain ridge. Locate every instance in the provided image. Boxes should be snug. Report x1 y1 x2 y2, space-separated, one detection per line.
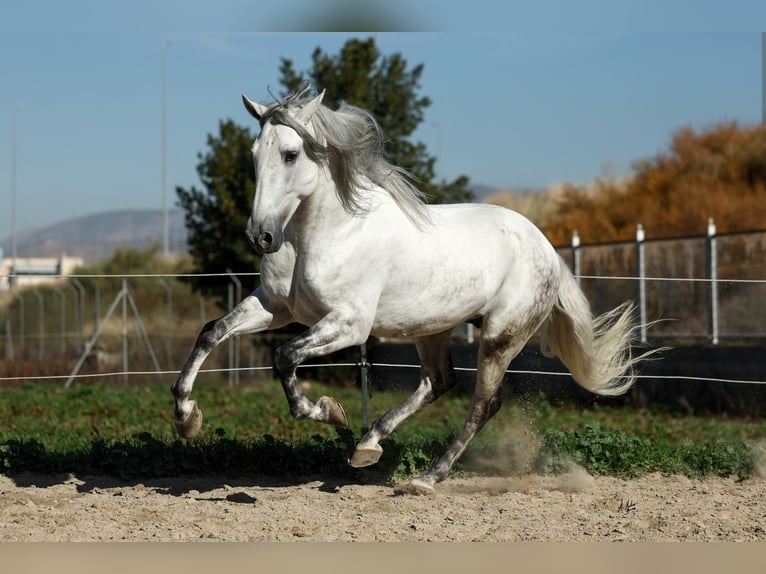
0 184 518 265
0 209 189 265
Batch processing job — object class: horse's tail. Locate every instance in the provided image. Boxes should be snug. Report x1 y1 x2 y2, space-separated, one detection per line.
540 257 652 396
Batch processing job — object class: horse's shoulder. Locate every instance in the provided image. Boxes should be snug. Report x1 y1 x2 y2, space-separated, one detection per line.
260 243 297 297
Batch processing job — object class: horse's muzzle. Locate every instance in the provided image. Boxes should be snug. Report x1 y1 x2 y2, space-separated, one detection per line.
246 218 281 254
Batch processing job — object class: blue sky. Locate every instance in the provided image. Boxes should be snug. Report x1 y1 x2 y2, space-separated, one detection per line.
1 1 766 233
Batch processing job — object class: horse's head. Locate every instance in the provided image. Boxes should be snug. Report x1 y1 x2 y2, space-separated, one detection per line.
241 90 326 254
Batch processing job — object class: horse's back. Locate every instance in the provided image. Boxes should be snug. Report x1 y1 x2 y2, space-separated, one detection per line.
424 202 558 272
369 202 561 338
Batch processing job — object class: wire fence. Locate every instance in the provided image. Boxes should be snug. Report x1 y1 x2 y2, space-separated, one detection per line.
1 272 765 385
1 221 766 396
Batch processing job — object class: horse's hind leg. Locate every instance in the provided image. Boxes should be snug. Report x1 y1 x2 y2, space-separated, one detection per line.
350 330 456 467
396 335 526 495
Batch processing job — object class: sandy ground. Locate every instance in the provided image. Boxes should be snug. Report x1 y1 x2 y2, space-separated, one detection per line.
1 469 764 542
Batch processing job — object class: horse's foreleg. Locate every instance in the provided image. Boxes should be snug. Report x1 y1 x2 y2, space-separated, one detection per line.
273 311 370 427
350 330 456 467
171 288 289 438
396 335 526 495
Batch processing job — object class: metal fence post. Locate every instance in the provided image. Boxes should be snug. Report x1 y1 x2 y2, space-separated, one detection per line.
159 279 173 365
571 229 581 285
68 283 83 354
359 342 370 429
54 288 66 356
635 224 647 343
122 279 129 384
32 289 44 361
4 317 13 361
65 282 132 388
227 270 242 386
227 282 235 386
94 284 100 324
16 293 25 356
706 218 719 345
73 278 86 347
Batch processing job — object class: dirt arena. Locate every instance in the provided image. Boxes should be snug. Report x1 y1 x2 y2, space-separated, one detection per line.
1 469 764 542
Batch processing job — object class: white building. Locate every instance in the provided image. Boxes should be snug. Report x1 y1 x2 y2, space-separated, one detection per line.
0 249 84 291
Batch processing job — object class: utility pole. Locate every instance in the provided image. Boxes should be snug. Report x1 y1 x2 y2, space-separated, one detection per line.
10 110 18 290
162 40 173 257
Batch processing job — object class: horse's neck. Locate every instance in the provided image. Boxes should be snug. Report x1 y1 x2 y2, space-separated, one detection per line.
290 177 356 248
289 176 397 253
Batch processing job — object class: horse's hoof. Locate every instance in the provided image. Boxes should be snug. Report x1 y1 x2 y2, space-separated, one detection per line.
393 477 435 496
175 401 203 439
317 396 348 427
349 444 383 468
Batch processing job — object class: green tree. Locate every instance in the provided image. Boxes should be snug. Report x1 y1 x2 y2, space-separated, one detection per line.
176 119 259 296
279 37 472 204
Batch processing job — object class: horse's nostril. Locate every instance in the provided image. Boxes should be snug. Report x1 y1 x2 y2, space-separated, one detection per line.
258 232 274 247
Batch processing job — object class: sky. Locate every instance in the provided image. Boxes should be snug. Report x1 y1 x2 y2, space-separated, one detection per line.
1 1 766 234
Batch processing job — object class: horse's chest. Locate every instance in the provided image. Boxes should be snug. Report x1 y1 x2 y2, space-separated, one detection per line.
259 249 295 300
291 261 344 314
261 252 345 322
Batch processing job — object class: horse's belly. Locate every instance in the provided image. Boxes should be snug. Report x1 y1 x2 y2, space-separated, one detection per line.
369 316 468 339
370 274 491 338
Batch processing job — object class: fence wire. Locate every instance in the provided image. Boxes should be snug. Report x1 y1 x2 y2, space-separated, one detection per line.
2 360 766 387
1 270 765 387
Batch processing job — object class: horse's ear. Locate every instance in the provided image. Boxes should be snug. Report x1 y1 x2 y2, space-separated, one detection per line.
295 90 325 126
242 94 268 121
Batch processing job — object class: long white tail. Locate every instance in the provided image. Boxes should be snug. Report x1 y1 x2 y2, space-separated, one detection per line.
540 257 653 396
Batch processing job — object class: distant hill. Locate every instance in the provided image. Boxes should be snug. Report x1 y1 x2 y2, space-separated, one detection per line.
0 209 188 265
0 185 515 266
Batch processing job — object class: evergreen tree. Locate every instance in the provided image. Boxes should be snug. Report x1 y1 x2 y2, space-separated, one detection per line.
176 119 259 296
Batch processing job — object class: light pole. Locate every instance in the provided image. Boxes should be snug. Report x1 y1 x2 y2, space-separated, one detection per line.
162 40 173 257
10 110 18 290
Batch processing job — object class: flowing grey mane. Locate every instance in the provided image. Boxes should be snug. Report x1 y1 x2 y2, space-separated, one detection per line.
259 90 432 227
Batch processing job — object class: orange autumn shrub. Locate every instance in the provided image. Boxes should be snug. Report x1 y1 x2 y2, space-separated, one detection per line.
543 122 766 245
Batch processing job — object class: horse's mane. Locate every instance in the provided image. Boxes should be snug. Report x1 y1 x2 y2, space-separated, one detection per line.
259 89 432 228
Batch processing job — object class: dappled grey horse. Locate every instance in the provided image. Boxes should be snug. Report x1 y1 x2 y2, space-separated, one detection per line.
171 88 652 493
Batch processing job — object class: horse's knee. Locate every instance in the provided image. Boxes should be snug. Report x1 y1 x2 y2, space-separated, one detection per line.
196 319 220 352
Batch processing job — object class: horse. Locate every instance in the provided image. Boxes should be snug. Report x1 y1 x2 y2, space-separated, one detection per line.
171 87 653 494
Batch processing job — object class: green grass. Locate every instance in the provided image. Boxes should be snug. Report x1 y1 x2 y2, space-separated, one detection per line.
1 380 764 482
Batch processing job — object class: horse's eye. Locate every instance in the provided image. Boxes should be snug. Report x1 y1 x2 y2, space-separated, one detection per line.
284 150 298 164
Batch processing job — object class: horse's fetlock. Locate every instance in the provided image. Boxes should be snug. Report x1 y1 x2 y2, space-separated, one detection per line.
289 406 309 420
